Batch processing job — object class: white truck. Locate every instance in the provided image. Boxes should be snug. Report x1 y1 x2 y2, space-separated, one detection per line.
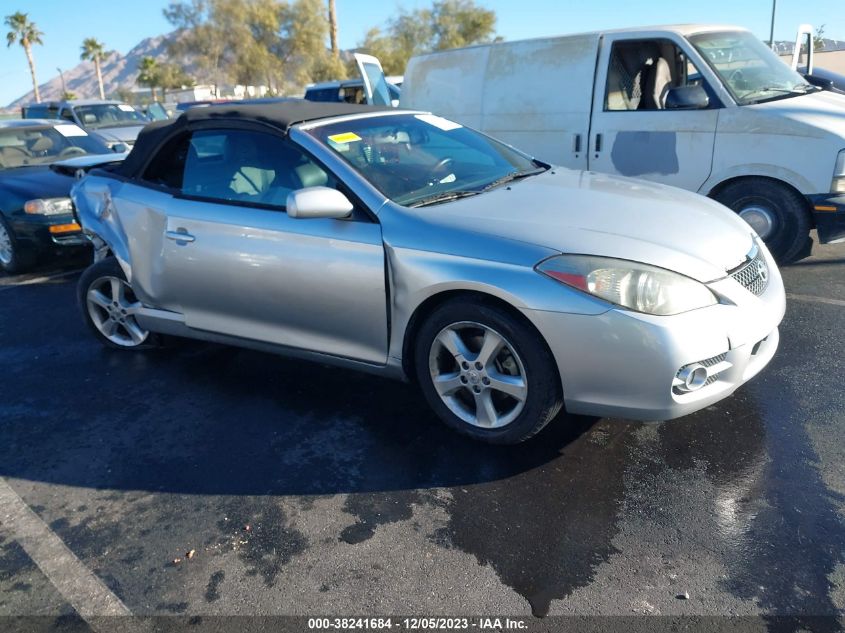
354 25 845 262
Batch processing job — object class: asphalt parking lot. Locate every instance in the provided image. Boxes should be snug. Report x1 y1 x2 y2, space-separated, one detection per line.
1 237 844 630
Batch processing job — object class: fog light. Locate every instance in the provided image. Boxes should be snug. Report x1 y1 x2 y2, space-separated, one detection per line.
676 363 708 392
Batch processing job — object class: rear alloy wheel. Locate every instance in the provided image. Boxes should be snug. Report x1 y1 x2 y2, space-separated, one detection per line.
415 299 562 444
0 215 36 274
78 258 159 350
714 178 812 264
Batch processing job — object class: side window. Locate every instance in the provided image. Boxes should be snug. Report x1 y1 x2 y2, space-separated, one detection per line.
142 134 190 190
60 108 75 122
180 129 335 210
605 39 709 111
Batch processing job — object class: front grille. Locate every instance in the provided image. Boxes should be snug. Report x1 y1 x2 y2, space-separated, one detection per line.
730 247 769 296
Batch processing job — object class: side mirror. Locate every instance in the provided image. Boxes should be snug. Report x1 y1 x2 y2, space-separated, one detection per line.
286 187 353 219
665 85 709 110
804 74 834 90
111 143 128 153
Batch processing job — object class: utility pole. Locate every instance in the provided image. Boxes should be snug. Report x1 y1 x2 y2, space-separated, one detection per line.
769 0 777 50
328 0 339 59
57 67 67 96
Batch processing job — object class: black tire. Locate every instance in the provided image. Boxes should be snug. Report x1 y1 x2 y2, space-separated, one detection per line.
713 177 812 264
414 297 563 444
77 257 161 350
0 214 37 274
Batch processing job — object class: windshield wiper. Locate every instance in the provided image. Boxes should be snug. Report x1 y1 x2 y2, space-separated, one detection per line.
481 167 548 192
407 190 482 208
742 84 817 103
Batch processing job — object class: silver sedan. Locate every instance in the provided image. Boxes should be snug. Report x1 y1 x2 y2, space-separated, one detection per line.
72 103 785 443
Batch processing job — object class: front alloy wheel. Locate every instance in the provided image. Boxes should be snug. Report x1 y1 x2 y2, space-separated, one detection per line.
415 298 563 444
0 215 36 274
429 322 528 429
0 220 13 267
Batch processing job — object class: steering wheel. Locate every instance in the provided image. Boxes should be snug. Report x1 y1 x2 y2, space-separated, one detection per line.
58 146 87 158
428 157 455 184
726 68 745 86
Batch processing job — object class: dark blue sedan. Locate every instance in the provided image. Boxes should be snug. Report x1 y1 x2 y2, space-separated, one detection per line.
0 119 124 273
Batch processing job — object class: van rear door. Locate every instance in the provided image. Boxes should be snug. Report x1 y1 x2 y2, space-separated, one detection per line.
354 53 393 106
588 32 719 191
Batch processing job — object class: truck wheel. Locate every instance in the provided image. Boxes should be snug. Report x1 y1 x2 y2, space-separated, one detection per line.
0 215 37 274
414 298 563 444
713 178 811 264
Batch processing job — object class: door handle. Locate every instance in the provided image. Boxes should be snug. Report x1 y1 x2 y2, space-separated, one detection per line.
573 133 582 153
166 229 195 243
594 133 603 153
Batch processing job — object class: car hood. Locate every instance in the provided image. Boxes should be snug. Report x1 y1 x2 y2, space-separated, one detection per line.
412 169 755 282
92 125 145 143
751 90 845 140
0 165 73 203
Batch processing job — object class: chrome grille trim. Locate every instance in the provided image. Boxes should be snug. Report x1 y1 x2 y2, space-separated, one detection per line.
672 352 730 395
729 246 769 296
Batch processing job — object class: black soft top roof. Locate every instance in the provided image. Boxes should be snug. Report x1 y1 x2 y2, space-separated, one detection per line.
118 101 391 179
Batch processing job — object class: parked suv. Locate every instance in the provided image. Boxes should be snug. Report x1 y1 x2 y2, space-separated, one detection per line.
21 99 149 150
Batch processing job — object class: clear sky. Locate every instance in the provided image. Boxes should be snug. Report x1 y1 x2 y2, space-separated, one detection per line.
1 0 843 106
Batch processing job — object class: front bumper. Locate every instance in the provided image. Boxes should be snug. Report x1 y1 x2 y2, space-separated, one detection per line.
808 193 845 244
522 248 786 422
10 213 88 251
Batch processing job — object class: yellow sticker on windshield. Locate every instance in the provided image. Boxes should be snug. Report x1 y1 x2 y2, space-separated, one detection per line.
328 132 362 144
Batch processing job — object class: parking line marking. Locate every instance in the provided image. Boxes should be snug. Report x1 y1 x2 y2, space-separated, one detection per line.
0 268 83 291
787 293 845 308
0 477 132 619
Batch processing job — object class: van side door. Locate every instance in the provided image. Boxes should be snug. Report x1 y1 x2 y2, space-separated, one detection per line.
588 33 720 192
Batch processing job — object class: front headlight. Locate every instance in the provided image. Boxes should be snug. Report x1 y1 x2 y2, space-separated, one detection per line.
832 150 845 193
536 255 718 316
24 197 73 216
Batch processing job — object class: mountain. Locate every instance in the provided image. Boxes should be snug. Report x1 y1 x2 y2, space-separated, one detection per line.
7 33 185 108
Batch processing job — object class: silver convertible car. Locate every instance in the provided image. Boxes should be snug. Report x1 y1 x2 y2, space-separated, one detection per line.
72 102 785 443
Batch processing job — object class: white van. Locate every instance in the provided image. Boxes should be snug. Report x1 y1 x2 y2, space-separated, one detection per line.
354 26 845 262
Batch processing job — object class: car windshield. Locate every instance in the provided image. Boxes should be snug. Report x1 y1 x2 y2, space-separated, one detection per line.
307 113 546 207
0 125 110 169
74 103 148 128
688 31 815 105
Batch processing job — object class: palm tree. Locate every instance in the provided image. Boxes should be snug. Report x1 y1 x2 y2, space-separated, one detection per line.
4 12 43 103
137 56 160 101
81 37 108 99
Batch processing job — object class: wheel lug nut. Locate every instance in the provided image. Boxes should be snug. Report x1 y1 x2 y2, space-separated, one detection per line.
482 377 490 385
474 361 483 370
473 386 481 393
461 361 469 370
460 376 468 384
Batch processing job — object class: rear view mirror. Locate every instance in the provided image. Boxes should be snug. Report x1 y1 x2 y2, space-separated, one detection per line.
286 187 353 219
665 85 709 110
